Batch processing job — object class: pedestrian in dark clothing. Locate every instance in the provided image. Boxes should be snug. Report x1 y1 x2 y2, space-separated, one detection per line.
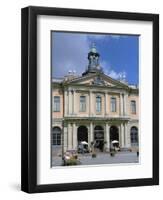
137 151 139 157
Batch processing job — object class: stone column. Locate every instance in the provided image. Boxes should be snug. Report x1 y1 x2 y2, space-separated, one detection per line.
90 122 94 143
67 90 69 115
123 93 127 116
89 91 93 116
120 123 125 148
68 89 72 115
64 90 68 116
124 123 128 147
73 90 77 115
120 93 123 116
105 123 110 151
72 123 77 150
119 93 123 116
118 125 121 145
63 125 68 152
105 92 109 115
68 123 72 150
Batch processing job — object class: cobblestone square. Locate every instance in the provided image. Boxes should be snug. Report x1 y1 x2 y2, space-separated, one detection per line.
52 151 139 167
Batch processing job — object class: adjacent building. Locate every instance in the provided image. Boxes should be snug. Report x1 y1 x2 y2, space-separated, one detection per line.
52 45 139 154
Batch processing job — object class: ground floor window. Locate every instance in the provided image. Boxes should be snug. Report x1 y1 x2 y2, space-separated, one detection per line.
52 127 61 145
130 126 138 146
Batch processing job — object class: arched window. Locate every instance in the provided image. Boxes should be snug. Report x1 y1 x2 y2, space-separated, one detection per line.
52 127 61 145
130 126 138 146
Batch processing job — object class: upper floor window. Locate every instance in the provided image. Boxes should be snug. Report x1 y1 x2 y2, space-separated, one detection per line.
111 97 116 112
96 96 102 113
53 96 60 112
131 100 136 114
80 96 86 112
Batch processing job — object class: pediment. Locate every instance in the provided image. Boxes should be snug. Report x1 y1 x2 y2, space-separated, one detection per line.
67 73 128 88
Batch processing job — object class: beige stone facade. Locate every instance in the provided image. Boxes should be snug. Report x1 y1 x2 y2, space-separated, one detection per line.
52 47 139 153
52 73 139 152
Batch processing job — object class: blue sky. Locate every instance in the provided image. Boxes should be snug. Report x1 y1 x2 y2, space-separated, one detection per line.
52 31 139 85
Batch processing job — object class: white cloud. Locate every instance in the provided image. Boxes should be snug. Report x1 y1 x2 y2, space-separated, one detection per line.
52 32 127 79
108 70 127 80
101 59 127 80
52 32 89 77
108 70 120 79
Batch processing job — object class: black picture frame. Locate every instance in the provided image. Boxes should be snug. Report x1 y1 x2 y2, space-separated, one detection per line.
21 6 159 193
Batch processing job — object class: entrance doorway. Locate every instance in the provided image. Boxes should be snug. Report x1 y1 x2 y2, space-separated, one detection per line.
77 126 88 143
94 126 104 151
110 126 119 148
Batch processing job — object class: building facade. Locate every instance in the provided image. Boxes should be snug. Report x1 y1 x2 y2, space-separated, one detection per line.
52 46 139 153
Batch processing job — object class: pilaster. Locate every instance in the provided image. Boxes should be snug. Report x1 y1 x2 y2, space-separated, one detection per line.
68 123 72 150
105 92 109 115
105 123 110 151
72 123 77 149
120 123 125 148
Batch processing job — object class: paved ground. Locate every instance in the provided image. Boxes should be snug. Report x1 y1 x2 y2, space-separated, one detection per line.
52 151 139 167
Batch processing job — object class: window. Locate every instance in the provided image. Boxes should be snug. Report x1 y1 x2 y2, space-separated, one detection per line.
52 127 61 145
130 127 138 146
53 96 60 112
131 100 136 114
80 96 86 112
96 96 102 112
111 97 116 112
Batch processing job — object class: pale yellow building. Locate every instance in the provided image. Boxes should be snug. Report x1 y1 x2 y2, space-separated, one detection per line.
52 46 139 153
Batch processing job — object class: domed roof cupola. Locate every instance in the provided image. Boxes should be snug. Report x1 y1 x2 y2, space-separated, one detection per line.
82 43 103 76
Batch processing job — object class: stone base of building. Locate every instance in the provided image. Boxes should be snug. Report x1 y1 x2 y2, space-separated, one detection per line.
51 119 139 155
